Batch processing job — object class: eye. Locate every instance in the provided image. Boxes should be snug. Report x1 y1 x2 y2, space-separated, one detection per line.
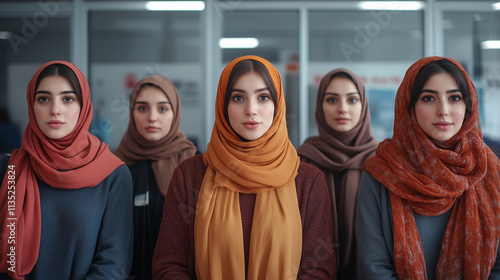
348 97 359 103
63 96 75 103
259 94 271 102
36 96 50 103
159 106 170 113
450 95 462 102
232 95 243 102
324 97 337 104
421 95 434 102
137 106 148 112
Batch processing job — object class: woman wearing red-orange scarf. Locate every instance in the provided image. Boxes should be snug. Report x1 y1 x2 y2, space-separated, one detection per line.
0 61 133 279
355 56 500 279
152 55 335 279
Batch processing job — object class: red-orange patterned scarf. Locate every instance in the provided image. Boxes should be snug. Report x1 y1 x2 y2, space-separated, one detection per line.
364 56 500 279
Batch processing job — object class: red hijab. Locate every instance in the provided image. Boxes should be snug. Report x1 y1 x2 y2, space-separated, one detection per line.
0 61 124 280
364 56 500 279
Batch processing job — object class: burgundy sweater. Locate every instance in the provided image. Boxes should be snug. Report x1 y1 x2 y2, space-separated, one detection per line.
152 154 335 279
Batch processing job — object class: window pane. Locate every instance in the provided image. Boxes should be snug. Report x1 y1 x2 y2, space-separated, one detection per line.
309 10 424 141
444 11 500 155
89 11 203 151
0 16 70 153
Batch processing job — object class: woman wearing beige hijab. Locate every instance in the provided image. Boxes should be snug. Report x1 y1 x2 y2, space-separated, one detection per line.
298 68 378 280
115 75 197 280
152 55 335 279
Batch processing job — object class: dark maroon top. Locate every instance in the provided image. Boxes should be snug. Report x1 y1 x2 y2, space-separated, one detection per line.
152 154 336 279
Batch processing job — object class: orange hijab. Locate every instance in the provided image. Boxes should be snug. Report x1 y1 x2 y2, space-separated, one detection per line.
364 56 500 279
195 55 302 279
115 75 197 196
0 61 124 280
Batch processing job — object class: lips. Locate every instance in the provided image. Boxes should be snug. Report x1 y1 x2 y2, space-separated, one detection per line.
146 126 159 132
243 121 260 129
47 120 64 128
335 118 350 124
433 121 452 130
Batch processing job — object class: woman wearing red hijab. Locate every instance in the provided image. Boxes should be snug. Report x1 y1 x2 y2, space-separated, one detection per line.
152 55 335 279
355 57 500 279
0 61 133 280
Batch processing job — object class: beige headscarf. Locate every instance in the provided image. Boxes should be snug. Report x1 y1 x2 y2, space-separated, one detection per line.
115 75 196 196
195 55 302 279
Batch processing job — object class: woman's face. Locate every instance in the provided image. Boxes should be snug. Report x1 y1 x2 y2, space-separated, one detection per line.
133 86 174 141
34 75 81 139
414 72 466 142
322 76 362 132
227 71 275 141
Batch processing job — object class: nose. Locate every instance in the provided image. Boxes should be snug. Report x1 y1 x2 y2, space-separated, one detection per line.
50 100 61 115
338 99 348 113
245 99 257 116
148 110 158 122
437 100 449 116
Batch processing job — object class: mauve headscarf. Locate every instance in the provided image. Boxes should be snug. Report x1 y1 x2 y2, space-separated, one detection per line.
115 75 196 196
298 68 378 279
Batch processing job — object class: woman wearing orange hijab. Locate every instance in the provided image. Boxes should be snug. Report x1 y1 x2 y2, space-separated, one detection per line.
115 75 197 280
0 61 133 280
355 57 500 279
152 55 335 279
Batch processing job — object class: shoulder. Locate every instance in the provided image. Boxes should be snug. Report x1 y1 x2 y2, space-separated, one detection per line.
295 162 327 196
297 161 324 178
359 170 384 191
170 154 207 185
110 163 132 177
177 154 206 172
358 170 390 207
102 164 133 188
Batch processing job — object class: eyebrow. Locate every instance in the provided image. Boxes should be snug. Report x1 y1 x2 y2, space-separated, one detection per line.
421 89 461 94
231 87 269 93
35 90 75 95
324 92 359 96
135 101 171 105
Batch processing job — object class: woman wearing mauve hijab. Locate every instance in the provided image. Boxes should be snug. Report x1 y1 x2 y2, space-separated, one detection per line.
356 56 500 279
152 55 335 279
115 75 197 280
0 61 133 280
298 68 378 280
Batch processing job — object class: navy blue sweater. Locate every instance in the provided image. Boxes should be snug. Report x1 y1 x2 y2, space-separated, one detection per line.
0 155 133 280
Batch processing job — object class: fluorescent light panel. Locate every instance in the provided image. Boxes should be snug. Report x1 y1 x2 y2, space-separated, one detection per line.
358 1 424 10
482 40 500 49
146 1 205 11
493 2 500 10
219 38 259 49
